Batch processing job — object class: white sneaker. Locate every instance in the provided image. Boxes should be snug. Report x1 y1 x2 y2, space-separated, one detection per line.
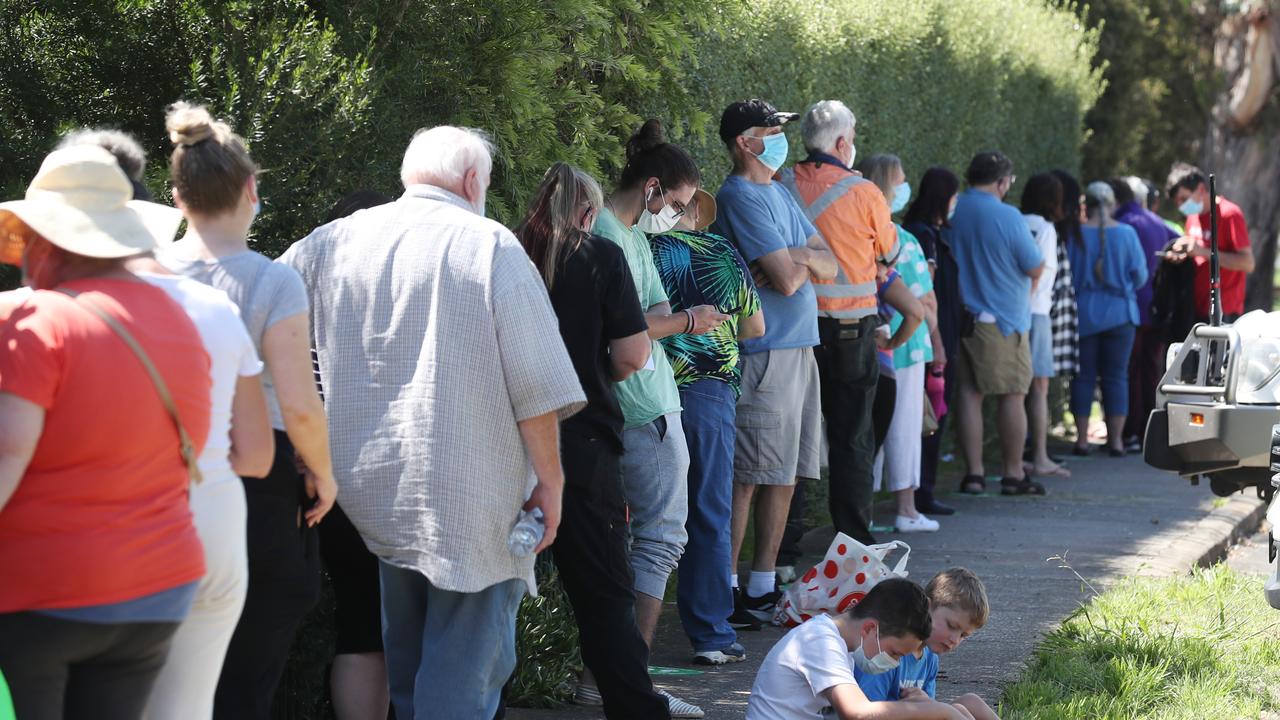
895 514 940 533
775 565 797 584
659 689 706 718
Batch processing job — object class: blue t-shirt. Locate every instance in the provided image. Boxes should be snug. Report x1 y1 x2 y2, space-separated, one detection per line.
854 647 939 700
945 189 1043 336
1068 223 1149 337
712 174 820 354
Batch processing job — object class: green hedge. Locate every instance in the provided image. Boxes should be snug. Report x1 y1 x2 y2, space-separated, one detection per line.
2 0 1098 259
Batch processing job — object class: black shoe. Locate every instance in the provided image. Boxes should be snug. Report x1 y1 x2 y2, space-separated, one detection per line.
729 588 763 630
1108 447 1126 458
741 587 783 623
918 499 956 516
1071 444 1092 457
1124 437 1142 454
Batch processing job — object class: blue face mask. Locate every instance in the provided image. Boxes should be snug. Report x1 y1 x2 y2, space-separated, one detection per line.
752 132 790 172
890 181 911 214
1178 197 1204 217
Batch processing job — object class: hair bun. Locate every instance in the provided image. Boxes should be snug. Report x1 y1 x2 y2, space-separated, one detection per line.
625 119 667 160
165 101 217 147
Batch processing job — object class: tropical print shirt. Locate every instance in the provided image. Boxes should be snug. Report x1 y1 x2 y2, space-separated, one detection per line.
649 229 762 395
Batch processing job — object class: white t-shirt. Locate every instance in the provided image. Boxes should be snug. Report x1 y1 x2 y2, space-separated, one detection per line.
139 272 263 487
746 614 858 719
1023 214 1059 316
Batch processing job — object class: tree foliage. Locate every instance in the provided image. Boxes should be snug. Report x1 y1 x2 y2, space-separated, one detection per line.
1063 0 1215 185
1 0 1099 259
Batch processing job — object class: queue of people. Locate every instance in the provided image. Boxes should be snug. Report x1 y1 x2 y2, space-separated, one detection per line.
0 92 1253 720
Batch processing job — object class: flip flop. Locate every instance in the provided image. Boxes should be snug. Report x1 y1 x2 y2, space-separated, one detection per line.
1032 465 1071 479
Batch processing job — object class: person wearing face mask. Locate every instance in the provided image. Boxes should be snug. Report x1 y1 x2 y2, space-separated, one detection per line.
1163 162 1255 323
946 151 1046 498
0 145 211 720
903 166 962 517
857 154 941 534
773 100 898 565
156 102 337 719
280 126 586 720
713 99 839 629
745 578 973 720
514 163 679 719
583 120 726 698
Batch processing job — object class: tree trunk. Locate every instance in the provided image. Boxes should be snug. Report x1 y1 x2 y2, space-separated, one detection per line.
1202 2 1280 311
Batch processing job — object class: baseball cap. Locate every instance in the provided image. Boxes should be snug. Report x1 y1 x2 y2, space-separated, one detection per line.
719 99 800 144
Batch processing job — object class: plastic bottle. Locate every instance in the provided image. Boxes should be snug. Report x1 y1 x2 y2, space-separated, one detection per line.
508 507 545 557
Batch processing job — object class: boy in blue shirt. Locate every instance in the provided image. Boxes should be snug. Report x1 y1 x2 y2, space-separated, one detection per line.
856 568 1000 719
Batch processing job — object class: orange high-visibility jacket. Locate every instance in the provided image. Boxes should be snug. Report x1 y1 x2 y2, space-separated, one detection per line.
777 161 898 320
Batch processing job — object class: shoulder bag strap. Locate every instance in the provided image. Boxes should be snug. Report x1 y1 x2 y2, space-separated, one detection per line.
57 288 203 484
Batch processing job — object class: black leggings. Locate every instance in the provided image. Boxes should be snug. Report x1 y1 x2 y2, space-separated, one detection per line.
0 612 177 720
872 373 898 454
214 430 321 720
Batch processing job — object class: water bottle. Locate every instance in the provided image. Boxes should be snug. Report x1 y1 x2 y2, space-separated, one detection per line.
508 507 545 557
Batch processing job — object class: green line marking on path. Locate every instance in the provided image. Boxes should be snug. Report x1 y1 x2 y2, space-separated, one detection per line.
649 666 704 676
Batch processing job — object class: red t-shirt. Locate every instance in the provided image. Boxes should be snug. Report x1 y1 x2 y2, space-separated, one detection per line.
1185 197 1250 317
0 279 211 612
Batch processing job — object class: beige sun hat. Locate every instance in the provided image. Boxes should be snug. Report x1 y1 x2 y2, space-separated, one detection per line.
0 145 182 264
690 188 717 231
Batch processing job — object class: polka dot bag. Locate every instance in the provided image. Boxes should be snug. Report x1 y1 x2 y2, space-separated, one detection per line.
772 533 912 628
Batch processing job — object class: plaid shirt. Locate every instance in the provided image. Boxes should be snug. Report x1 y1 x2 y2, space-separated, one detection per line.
280 186 585 595
1050 240 1079 377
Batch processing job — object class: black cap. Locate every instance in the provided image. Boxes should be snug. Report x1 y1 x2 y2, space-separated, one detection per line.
719 99 800 144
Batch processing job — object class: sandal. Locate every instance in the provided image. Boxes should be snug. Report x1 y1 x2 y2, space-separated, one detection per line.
959 475 986 495
1001 477 1047 496
1071 445 1092 457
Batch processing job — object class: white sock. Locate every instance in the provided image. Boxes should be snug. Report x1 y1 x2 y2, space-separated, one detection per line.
730 573 739 589
748 571 776 597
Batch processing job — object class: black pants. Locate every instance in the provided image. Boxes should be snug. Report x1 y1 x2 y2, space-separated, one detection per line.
814 317 881 545
552 432 670 720
319 502 383 655
214 430 322 720
1122 324 1166 444
0 612 177 720
918 357 955 505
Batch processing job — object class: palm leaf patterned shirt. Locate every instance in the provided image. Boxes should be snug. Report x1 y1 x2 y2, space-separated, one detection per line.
649 229 762 396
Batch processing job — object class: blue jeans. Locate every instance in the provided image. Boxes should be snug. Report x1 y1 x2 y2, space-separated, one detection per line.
1071 324 1137 418
620 413 690 600
379 561 523 720
675 379 738 652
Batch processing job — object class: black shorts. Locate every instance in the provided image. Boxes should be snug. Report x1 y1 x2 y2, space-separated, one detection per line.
319 502 384 654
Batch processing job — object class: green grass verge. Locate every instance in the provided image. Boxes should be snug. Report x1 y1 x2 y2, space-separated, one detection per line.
999 566 1280 720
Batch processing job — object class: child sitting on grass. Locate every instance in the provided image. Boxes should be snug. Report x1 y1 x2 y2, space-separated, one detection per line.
855 568 1000 720
746 578 974 719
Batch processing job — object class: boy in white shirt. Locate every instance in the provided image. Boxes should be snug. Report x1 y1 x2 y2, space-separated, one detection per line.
746 578 973 720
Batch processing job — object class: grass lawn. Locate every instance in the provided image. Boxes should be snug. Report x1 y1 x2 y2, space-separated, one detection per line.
1000 566 1280 720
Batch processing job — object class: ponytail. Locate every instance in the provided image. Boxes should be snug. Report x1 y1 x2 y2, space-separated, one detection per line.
617 119 700 193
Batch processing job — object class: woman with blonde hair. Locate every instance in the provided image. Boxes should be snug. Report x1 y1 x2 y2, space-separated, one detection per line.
857 154 941 533
158 101 336 719
515 163 679 719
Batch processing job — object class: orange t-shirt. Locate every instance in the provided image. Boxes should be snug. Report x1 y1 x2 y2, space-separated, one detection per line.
0 279 211 612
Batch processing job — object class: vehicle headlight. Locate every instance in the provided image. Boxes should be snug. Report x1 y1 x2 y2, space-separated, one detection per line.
1236 338 1280 404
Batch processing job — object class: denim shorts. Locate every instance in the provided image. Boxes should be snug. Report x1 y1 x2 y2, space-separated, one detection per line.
1029 313 1054 379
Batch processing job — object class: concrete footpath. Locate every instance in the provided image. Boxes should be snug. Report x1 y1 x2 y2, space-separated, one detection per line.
509 452 1265 719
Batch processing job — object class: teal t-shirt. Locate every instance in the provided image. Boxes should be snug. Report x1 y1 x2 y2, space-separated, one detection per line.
890 225 934 369
594 208 682 428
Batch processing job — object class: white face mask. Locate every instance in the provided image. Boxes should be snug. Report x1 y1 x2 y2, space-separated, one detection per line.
635 183 681 234
851 626 900 675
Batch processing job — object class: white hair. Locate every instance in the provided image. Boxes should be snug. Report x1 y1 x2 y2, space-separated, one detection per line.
1085 180 1116 216
800 100 856 154
1125 176 1149 209
400 126 495 188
